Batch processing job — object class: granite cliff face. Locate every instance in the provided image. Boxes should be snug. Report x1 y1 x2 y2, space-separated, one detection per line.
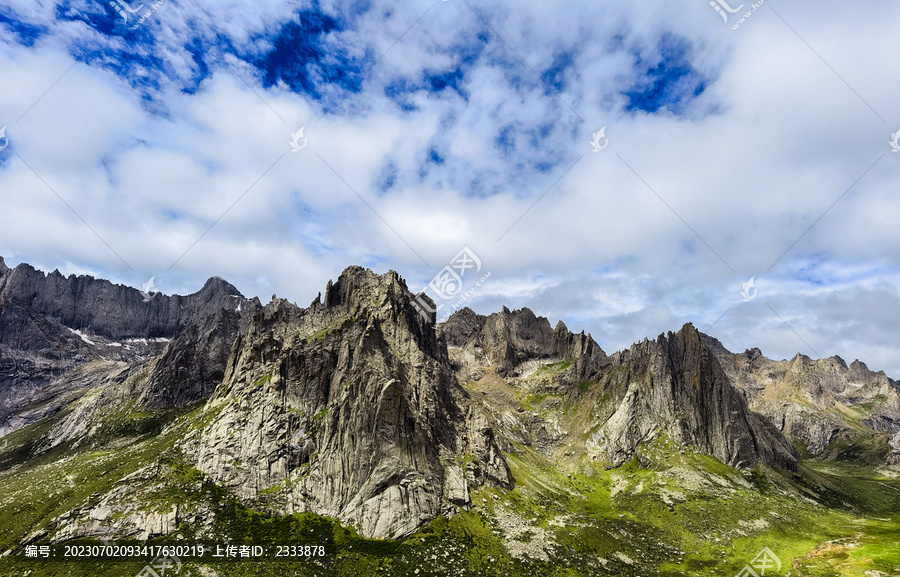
188 267 510 539
588 325 799 471
440 306 606 381
0 257 248 340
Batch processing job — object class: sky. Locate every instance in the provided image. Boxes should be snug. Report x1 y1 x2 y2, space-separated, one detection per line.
1 0 899 376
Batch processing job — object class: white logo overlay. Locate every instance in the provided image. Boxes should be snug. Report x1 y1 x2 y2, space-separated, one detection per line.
412 247 491 323
710 0 745 24
110 0 165 31
740 276 757 302
289 127 308 152
290 427 313 454
590 127 609 152
0 126 8 151
890 129 900 152
734 547 781 577
136 553 181 577
140 276 159 302
109 0 144 23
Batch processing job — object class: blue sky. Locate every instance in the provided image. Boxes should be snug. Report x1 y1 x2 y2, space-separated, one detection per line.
2 0 900 376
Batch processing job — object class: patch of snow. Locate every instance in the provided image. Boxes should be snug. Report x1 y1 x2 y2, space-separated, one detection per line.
108 342 122 347
67 328 96 345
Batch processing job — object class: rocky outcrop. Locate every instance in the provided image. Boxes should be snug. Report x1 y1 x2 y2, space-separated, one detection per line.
0 295 102 436
441 310 797 472
703 335 900 455
440 306 606 381
588 324 799 471
190 267 511 539
138 298 262 409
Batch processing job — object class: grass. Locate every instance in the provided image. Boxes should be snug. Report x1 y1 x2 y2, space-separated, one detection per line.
2 390 900 577
534 362 571 376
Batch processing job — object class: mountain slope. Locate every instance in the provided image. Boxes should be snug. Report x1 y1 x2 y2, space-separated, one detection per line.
1 259 899 577
441 308 799 471
702 334 900 462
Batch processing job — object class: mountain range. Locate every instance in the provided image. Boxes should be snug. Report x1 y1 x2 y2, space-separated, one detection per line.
1 256 899 577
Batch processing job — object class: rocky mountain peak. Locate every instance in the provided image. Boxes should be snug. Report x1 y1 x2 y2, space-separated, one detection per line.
187 266 511 539
199 275 243 298
589 322 800 471
440 306 606 379
321 266 406 310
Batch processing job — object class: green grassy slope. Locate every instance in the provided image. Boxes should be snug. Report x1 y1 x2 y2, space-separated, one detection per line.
1 401 898 577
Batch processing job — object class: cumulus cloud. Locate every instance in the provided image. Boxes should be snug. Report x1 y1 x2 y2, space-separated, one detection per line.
1 0 899 375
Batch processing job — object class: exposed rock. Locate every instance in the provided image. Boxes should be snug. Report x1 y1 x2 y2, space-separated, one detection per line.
0 261 251 341
138 299 262 409
588 324 799 471
0 258 257 432
440 306 606 381
703 335 900 455
5 254 898 551
190 267 510 539
442 310 799 472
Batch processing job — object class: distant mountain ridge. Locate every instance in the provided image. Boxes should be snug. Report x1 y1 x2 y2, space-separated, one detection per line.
0 255 259 435
701 333 900 457
0 256 247 340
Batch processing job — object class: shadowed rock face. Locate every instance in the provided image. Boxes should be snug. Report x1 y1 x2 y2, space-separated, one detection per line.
138 301 262 409
591 324 800 471
191 267 511 539
0 257 247 340
0 256 258 429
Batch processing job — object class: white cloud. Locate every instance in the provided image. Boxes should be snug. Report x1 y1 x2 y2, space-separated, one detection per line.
2 0 900 375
